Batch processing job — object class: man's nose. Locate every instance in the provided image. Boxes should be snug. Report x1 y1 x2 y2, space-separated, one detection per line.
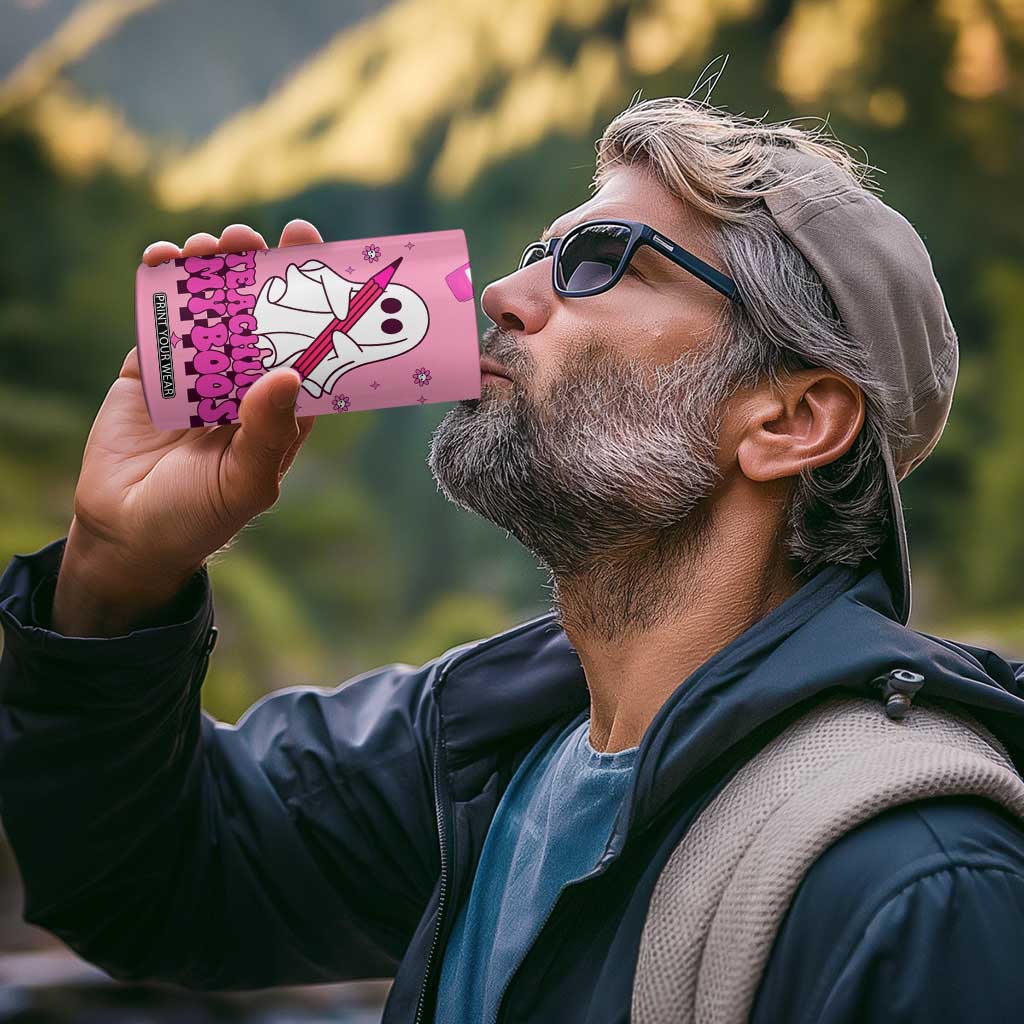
481 267 552 335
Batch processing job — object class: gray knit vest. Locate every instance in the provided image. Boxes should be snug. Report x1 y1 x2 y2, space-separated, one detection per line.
631 693 1024 1024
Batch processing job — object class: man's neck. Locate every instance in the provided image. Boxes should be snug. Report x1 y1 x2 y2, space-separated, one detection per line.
552 516 803 754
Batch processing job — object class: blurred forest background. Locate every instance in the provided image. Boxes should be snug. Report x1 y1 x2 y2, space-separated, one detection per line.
0 0 1021 1017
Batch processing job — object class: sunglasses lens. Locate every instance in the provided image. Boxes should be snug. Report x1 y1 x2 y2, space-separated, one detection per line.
555 223 631 292
519 244 547 271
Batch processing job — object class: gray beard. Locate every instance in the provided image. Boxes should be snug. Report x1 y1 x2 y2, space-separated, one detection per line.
427 332 741 641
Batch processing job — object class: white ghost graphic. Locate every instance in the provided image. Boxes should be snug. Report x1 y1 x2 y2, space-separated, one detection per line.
252 258 430 399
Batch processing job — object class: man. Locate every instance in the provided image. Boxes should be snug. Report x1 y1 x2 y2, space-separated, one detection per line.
2 95 1024 1023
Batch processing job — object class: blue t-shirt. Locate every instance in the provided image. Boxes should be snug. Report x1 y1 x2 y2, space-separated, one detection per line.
434 712 639 1023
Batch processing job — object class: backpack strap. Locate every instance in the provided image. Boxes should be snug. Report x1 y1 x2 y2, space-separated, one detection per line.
631 694 1024 1024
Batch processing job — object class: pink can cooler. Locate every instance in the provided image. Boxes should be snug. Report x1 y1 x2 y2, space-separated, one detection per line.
135 227 482 429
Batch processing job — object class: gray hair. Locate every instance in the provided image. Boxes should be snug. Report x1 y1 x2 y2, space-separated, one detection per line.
592 91 913 579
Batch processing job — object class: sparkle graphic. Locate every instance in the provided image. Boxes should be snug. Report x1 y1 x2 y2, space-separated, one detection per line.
370 380 381 389
404 241 416 250
417 396 427 404
345 265 355 274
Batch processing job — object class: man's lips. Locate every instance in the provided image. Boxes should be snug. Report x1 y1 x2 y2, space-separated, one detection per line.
480 356 514 382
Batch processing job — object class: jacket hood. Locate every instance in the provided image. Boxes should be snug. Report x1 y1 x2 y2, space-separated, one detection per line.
433 555 1024 865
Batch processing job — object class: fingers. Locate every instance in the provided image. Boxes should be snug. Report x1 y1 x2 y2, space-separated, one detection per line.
182 231 220 257
119 346 141 380
279 415 317 481
219 223 268 253
226 368 303 510
140 231 219 266
142 219 321 267
279 218 323 248
142 241 180 267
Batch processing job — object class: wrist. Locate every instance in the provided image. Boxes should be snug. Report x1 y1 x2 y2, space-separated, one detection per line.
52 518 206 638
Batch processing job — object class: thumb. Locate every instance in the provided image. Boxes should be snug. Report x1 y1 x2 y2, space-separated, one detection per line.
226 367 303 510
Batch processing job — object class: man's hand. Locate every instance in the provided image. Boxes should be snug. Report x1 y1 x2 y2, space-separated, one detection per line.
52 220 324 636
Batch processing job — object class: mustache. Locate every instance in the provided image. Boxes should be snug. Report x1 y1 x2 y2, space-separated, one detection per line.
480 324 522 367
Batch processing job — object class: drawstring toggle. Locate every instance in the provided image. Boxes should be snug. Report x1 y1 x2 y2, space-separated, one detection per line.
870 668 925 720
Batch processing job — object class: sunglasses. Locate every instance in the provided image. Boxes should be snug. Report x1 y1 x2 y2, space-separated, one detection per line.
518 218 741 303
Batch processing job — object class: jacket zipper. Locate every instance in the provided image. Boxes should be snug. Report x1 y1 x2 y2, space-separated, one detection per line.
490 757 676 1024
414 672 454 1024
192 625 218 693
409 616 593 1024
490 883 564 1024
491 849 620 1024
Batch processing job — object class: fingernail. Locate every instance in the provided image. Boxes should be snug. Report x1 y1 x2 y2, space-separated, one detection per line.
272 373 300 410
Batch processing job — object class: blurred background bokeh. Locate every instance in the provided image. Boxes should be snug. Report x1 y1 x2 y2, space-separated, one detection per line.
0 0 1022 1019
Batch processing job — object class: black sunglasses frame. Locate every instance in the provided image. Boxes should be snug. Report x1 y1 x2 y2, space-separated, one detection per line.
518 218 741 303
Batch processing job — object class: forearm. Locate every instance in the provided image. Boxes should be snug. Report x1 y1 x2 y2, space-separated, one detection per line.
0 536 432 989
0 535 232 983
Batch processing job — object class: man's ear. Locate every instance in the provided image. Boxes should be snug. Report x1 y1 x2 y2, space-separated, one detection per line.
733 369 865 483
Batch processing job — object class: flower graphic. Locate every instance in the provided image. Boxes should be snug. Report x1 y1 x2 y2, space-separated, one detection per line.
362 243 381 263
332 394 352 412
413 367 432 387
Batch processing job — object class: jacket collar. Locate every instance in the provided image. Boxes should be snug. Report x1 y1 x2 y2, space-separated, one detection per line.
432 556 1024 853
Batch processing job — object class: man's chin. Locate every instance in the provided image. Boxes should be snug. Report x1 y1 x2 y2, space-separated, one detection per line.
429 406 502 486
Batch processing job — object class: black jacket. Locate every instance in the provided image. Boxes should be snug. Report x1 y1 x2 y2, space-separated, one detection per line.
2 535 1024 1023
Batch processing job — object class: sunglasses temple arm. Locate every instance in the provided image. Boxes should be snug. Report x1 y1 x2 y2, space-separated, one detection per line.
655 238 741 302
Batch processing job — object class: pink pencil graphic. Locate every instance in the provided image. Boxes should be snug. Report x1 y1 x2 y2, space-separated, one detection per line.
292 256 404 379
